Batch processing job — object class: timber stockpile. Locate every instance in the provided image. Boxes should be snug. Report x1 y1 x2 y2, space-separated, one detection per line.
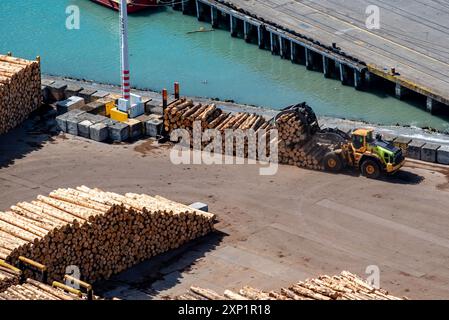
164 98 275 159
0 262 20 292
0 279 87 300
164 99 333 169
0 186 215 283
173 271 406 300
276 104 335 171
0 54 41 135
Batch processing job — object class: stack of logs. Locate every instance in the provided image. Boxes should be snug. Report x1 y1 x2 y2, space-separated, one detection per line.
173 271 406 300
0 186 215 283
164 99 268 133
0 278 86 300
0 54 41 135
276 112 331 170
0 265 20 292
164 99 331 169
164 99 275 159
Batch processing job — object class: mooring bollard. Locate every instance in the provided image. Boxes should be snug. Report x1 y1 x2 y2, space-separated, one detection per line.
174 82 180 99
160 88 169 141
162 88 168 109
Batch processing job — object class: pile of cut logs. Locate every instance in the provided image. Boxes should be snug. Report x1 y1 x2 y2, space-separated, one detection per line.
278 139 331 171
173 271 406 300
164 99 268 133
0 265 20 292
0 278 86 300
276 111 331 170
165 99 331 169
0 54 41 135
0 186 215 282
164 99 276 159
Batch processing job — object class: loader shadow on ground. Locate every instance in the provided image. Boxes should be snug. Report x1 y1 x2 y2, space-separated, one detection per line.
95 230 227 300
321 167 424 185
383 169 425 185
0 105 59 169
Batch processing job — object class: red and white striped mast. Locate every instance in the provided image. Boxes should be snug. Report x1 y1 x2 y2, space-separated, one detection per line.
119 0 130 105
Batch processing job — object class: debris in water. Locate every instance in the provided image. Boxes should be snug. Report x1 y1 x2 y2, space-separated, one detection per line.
187 27 215 34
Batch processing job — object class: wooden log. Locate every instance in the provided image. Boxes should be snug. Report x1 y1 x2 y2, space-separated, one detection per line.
224 290 249 300
182 104 202 119
190 286 226 300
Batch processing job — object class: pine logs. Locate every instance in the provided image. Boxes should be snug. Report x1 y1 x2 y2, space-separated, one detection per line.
0 186 215 283
0 54 41 135
0 266 20 292
164 99 332 170
174 271 406 300
164 99 268 134
276 111 331 171
0 279 83 300
164 99 275 160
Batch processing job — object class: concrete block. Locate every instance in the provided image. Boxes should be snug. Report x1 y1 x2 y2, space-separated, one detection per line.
89 122 109 142
77 114 102 133
101 118 119 127
78 113 105 123
41 85 51 104
437 145 449 165
149 114 163 121
381 133 397 143
142 97 152 106
145 102 161 115
125 119 143 140
421 143 440 163
64 84 83 98
65 111 95 136
55 113 70 132
393 136 412 155
92 90 110 100
79 104 96 113
41 79 55 87
406 140 425 160
117 98 129 112
145 118 163 137
94 98 115 116
130 93 141 105
48 81 67 101
129 103 145 118
108 122 129 142
78 88 97 103
56 96 85 114
107 93 121 101
134 114 152 135
66 109 87 118
83 100 107 115
189 202 209 212
66 116 82 136
78 120 94 138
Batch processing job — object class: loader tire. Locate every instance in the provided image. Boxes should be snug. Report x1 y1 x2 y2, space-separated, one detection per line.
361 159 381 179
323 152 342 172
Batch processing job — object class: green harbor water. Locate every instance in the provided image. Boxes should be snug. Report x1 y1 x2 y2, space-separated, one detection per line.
1 0 448 132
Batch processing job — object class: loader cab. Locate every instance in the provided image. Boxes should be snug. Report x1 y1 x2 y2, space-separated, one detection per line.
351 129 374 153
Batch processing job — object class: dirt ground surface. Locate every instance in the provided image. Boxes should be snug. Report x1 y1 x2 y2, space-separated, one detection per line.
1 122 449 300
